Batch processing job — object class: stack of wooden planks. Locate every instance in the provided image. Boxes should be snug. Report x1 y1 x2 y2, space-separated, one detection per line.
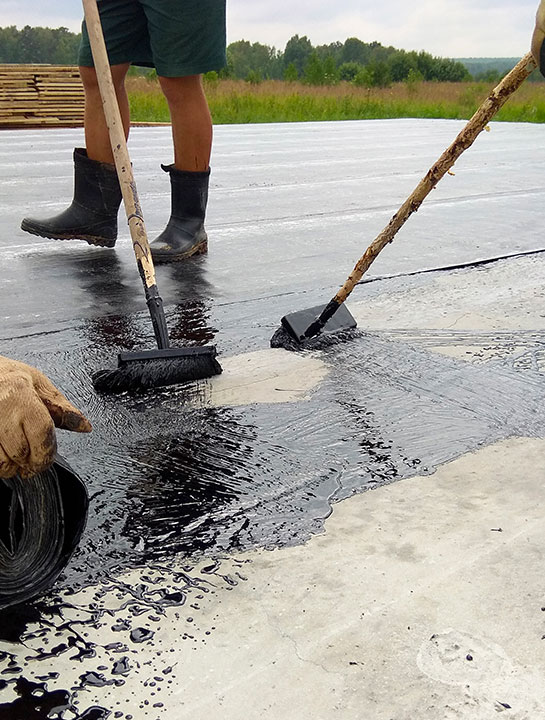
0 65 84 128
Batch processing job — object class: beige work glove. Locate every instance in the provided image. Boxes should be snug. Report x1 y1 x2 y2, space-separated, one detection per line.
532 1 545 75
0 356 92 479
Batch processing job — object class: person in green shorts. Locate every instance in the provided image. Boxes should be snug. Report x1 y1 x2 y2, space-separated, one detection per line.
21 0 227 263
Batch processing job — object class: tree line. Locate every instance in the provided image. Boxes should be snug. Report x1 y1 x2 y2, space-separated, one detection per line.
0 26 81 65
0 25 530 86
226 35 473 86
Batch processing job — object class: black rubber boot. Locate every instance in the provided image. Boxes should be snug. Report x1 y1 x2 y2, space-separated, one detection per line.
150 165 210 263
21 148 122 248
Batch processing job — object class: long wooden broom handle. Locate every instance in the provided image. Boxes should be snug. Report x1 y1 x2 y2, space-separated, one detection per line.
82 0 157 292
334 52 537 305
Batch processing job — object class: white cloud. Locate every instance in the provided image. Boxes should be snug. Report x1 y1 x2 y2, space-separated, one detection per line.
228 0 537 57
0 0 82 32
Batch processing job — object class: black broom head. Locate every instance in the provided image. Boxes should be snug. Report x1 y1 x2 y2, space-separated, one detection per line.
271 302 358 351
92 346 222 394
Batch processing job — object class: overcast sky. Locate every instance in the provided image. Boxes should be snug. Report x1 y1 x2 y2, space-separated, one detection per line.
0 0 539 58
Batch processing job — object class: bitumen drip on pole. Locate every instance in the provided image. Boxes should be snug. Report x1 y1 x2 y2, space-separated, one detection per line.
1 121 545 718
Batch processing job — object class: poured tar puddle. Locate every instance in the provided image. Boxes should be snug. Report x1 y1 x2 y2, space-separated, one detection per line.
2 273 545 585
2 315 544 584
1 265 545 714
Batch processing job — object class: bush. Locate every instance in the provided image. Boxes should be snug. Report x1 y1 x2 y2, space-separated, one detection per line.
404 67 423 95
283 62 299 82
303 52 325 85
339 62 362 82
245 70 263 85
368 61 391 88
353 67 374 88
323 55 340 85
204 70 219 87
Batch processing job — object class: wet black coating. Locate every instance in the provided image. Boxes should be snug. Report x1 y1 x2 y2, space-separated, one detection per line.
0 264 543 590
1 252 545 715
270 325 362 351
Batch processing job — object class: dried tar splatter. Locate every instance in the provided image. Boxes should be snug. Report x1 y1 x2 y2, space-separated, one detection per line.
129 628 154 644
0 605 42 643
79 670 124 689
0 560 245 718
111 657 130 676
0 677 109 719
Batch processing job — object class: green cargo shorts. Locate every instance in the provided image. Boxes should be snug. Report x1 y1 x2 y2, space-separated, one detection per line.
78 0 226 77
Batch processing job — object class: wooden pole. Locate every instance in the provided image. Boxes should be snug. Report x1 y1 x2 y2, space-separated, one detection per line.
335 52 537 304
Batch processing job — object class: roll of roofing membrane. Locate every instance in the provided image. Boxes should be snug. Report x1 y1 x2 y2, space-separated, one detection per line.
0 455 88 610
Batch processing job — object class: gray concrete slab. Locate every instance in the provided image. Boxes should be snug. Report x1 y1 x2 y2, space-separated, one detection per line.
1 120 545 719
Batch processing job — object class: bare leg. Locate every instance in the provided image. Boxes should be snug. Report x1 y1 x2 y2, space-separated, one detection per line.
158 74 212 172
79 63 131 164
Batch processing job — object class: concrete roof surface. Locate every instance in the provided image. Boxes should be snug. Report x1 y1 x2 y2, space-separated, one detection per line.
0 119 544 719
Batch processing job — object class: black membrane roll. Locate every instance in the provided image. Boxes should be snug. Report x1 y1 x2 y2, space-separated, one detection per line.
0 455 88 609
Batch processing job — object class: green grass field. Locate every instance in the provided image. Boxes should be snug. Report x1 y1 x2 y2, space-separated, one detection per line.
127 77 545 125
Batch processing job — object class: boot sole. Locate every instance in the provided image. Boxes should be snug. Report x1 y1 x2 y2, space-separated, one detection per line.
21 221 116 249
150 239 208 264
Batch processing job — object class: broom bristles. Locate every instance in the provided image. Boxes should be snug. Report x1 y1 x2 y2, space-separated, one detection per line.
93 347 222 393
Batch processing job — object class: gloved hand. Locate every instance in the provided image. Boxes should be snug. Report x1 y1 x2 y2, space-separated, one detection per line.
532 1 545 75
0 356 91 479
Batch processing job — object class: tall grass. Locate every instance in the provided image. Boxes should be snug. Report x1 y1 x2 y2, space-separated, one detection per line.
126 77 545 125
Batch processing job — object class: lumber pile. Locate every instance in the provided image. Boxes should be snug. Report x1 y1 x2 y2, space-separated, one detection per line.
0 65 84 128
